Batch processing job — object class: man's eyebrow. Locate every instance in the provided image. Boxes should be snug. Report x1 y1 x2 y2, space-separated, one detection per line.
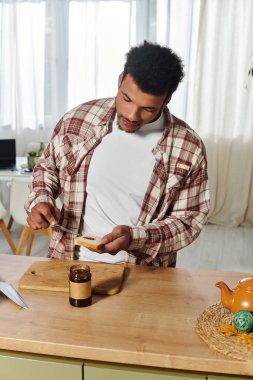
121 90 157 110
144 105 156 110
121 90 131 100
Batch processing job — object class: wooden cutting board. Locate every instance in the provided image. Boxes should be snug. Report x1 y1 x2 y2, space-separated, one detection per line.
18 260 125 295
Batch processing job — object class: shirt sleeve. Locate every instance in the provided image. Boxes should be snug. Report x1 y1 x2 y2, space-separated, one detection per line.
24 119 63 213
128 147 210 256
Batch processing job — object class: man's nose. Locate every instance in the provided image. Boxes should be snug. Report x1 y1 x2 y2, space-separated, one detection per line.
128 105 140 121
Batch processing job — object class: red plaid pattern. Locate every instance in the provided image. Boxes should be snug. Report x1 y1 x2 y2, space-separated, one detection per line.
25 98 210 266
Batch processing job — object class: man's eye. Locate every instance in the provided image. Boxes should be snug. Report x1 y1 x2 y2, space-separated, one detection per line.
145 108 155 113
123 96 131 102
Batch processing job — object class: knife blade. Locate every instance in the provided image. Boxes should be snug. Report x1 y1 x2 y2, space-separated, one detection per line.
50 223 82 237
0 281 28 309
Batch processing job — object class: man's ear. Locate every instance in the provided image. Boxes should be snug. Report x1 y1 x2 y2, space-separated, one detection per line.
118 73 123 88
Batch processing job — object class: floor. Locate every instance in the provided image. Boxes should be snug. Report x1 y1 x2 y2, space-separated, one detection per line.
1 217 253 273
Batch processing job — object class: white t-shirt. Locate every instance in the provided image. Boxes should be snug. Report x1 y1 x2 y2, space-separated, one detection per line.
78 112 165 263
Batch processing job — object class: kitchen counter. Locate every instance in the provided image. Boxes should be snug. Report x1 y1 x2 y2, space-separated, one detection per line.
0 253 253 379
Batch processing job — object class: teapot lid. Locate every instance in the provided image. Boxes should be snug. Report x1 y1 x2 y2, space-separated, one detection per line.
239 274 253 291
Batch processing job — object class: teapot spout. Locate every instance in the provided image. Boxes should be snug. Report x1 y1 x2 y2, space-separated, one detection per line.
215 281 233 311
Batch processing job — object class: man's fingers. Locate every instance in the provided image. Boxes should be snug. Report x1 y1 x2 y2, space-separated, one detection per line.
104 235 129 253
27 202 60 230
27 209 50 229
44 212 56 225
101 225 129 244
26 215 39 229
36 203 57 225
101 233 114 245
100 225 131 254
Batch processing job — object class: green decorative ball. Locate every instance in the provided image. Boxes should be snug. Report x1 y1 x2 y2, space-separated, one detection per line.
233 310 253 332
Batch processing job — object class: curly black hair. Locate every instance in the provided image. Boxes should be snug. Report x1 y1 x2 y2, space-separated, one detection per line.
123 41 184 96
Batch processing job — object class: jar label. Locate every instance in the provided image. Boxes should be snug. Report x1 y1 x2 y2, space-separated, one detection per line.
69 281 91 299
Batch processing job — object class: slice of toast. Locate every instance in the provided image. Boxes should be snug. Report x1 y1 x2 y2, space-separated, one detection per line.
74 235 103 250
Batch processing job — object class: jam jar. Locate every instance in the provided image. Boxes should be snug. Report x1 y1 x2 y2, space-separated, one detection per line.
69 264 92 307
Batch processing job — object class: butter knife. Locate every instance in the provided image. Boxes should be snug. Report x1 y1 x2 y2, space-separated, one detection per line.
51 223 82 237
51 224 100 244
0 281 28 309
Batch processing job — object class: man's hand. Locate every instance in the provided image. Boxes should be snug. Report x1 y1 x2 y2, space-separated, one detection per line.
27 202 61 229
98 225 131 255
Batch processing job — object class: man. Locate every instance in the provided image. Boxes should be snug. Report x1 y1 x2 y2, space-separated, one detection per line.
26 42 210 267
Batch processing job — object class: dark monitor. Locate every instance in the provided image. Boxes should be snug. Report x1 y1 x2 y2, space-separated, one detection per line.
0 139 16 169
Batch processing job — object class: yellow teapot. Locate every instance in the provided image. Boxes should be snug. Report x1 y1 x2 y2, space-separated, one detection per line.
215 274 253 314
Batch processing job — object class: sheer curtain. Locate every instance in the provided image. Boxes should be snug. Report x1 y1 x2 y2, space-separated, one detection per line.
0 0 196 153
0 0 46 152
193 0 253 226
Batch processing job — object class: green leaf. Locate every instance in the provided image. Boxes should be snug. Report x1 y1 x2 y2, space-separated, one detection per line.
28 151 37 156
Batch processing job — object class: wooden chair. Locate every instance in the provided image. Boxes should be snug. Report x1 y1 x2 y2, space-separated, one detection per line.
16 225 52 256
0 200 16 254
9 178 52 256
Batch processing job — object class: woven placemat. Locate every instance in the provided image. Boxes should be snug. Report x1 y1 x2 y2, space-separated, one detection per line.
196 303 253 361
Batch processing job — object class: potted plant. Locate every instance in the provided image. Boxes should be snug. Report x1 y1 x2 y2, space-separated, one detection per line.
27 151 37 171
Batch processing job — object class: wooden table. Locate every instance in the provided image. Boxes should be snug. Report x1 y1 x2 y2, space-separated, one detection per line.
0 254 252 380
0 157 31 210
0 157 30 180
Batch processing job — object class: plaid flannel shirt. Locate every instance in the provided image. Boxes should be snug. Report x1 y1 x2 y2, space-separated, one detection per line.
25 97 210 267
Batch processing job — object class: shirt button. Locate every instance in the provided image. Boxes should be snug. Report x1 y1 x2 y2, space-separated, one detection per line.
92 138 96 143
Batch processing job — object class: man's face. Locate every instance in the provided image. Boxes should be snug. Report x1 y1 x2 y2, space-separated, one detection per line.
115 74 170 133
